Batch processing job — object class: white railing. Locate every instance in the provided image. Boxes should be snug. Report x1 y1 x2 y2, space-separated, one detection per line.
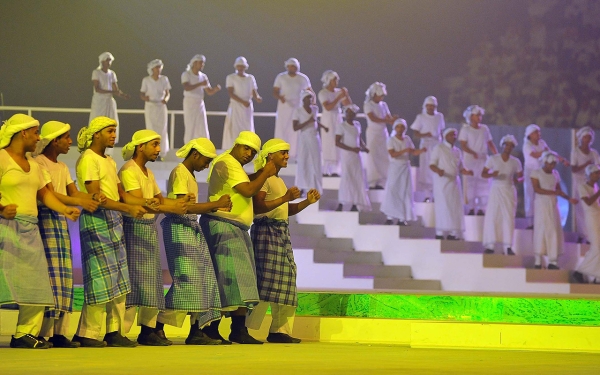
0 105 366 150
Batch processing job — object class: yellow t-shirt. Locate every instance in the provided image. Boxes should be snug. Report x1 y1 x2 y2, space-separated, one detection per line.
255 175 289 221
167 163 198 202
75 149 120 201
0 149 49 217
207 153 252 226
35 154 74 195
118 159 161 219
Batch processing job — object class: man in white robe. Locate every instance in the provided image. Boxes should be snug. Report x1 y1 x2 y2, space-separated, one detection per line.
573 164 600 283
140 59 171 158
430 128 473 240
273 58 312 159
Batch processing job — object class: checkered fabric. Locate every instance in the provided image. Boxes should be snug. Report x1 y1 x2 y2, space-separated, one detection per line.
251 217 297 307
123 216 165 310
161 214 221 312
38 206 74 317
79 209 131 305
199 214 260 310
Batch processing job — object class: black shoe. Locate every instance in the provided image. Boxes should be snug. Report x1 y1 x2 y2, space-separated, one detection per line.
484 249 494 254
335 204 343 212
398 221 408 226
446 235 459 240
201 326 232 345
424 198 431 203
154 329 173 345
384 219 393 225
547 264 560 270
10 334 50 349
350 205 358 212
72 335 107 347
103 332 138 347
138 331 171 346
322 173 331 177
577 236 585 244
229 328 263 344
506 248 515 256
435 235 444 240
48 335 80 348
185 330 222 345
37 336 53 348
572 271 586 284
526 225 534 230
476 210 485 216
267 333 301 344
331 173 340 177
533 265 542 269
468 209 475 215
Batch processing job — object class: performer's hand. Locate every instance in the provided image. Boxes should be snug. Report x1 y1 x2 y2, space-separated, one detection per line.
79 198 100 213
216 194 232 211
94 193 108 206
306 189 320 204
472 152 479 159
129 205 147 219
562 159 571 167
569 197 579 204
279 95 286 104
437 169 445 177
256 96 263 104
161 99 168 105
0 204 18 220
64 206 81 221
243 100 251 108
361 147 370 153
491 170 500 178
184 193 196 203
263 161 277 177
172 200 188 215
323 126 329 133
341 87 349 96
215 84 222 92
145 198 161 211
465 169 474 176
285 187 301 202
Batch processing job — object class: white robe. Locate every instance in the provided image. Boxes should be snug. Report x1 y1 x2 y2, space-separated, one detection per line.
571 146 600 239
577 182 600 278
318 88 343 175
90 68 119 142
141 75 171 156
364 100 391 187
222 73 258 150
182 70 210 142
410 112 445 194
293 105 323 193
523 139 550 218
532 168 564 260
273 72 311 159
381 135 416 221
336 120 371 211
430 142 465 233
482 154 523 249
458 124 493 210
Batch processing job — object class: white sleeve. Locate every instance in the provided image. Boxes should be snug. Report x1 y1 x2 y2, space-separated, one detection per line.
273 74 282 88
164 76 172 91
225 74 233 88
410 115 421 131
140 77 148 93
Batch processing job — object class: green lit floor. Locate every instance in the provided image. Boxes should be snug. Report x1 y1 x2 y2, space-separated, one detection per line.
1 338 600 375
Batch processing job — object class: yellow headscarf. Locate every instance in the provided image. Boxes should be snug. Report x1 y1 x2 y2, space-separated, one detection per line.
254 138 290 172
77 116 117 152
33 121 71 156
0 114 40 150
176 138 217 159
207 131 261 181
122 129 161 160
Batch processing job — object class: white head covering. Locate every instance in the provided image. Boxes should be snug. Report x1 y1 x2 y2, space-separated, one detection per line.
77 116 117 152
540 150 558 165
500 134 518 148
234 56 249 69
0 114 40 150
187 54 206 71
254 138 290 172
365 82 387 102
285 58 300 70
122 129 161 160
422 96 438 114
147 59 163 76
342 104 360 116
176 138 217 159
97 52 114 69
576 126 595 145
524 124 541 142
443 127 457 138
585 164 600 178
321 70 339 88
463 105 485 123
301 89 314 101
391 118 408 137
34 121 71 156
207 131 261 180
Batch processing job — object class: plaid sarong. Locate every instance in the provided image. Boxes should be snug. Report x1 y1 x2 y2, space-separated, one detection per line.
79 209 130 305
0 215 54 306
123 216 165 310
199 214 259 310
161 214 221 312
38 206 74 317
251 217 297 307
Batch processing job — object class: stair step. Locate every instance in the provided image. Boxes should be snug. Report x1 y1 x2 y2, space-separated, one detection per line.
525 269 570 283
399 225 436 239
343 264 412 278
291 235 321 249
440 240 485 253
314 237 355 251
373 277 442 290
314 250 383 265
288 221 326 237
483 254 535 268
570 283 600 294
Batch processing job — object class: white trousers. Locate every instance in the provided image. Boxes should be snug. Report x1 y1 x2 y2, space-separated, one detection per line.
75 295 126 339
157 310 199 328
15 305 45 338
123 306 159 334
40 313 71 337
245 302 296 335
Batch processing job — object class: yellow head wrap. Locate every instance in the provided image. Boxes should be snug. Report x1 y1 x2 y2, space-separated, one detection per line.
122 129 161 160
176 138 217 159
207 131 261 181
254 138 290 172
0 114 40 150
77 116 117 153
33 121 71 156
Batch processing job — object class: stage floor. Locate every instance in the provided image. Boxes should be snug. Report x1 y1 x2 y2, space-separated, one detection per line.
1 337 599 375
